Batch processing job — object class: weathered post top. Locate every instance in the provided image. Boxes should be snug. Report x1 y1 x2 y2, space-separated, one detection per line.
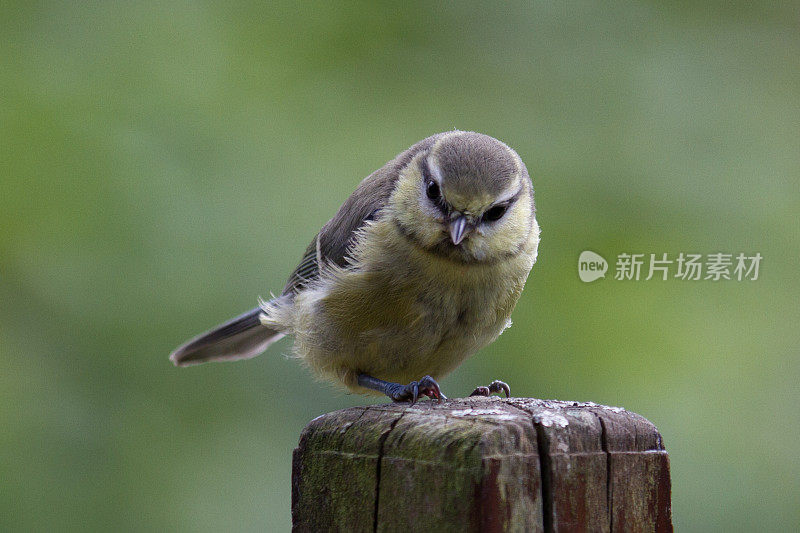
292 397 672 532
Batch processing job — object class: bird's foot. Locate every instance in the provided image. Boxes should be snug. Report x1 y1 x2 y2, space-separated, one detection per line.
469 380 510 398
386 375 447 405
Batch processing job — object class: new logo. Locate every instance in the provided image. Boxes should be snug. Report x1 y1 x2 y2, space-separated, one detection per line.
578 251 608 282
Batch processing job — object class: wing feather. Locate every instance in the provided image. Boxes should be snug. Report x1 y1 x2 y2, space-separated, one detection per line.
281 134 444 295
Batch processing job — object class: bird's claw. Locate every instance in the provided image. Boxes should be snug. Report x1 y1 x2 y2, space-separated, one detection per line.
391 375 447 404
469 380 510 398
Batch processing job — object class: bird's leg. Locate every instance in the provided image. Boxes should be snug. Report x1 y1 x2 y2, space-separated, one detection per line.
357 374 446 404
469 380 511 398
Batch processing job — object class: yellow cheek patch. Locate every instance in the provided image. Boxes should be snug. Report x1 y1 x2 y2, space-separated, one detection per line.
388 156 444 247
470 192 533 257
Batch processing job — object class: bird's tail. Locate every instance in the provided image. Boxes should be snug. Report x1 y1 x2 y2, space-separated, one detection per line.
169 307 284 366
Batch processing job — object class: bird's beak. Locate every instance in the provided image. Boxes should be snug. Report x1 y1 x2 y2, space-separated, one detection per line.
448 216 472 245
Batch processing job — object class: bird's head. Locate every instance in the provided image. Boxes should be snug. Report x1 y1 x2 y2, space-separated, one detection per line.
390 131 537 264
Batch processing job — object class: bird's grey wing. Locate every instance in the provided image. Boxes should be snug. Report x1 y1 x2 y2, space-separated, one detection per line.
316 134 444 269
281 133 443 295
279 177 388 297
281 237 321 296
316 166 397 269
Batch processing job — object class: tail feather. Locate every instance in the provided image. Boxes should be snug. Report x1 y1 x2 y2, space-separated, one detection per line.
169 307 284 366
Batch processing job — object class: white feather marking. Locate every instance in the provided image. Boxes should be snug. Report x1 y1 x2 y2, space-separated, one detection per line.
428 157 444 184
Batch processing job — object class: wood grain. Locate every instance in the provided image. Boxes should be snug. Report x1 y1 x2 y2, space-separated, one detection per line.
292 397 671 532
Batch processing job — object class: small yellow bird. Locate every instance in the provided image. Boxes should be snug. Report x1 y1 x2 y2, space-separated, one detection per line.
170 131 540 402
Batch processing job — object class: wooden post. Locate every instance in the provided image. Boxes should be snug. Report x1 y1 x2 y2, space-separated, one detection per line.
292 397 672 532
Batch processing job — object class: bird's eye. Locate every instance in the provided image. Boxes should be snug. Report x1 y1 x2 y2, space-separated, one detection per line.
426 180 441 201
483 204 508 222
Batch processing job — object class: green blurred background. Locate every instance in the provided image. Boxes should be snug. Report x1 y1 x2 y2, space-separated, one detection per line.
2 2 798 531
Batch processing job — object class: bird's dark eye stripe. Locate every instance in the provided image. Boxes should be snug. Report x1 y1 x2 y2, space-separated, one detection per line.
420 157 433 182
483 203 508 222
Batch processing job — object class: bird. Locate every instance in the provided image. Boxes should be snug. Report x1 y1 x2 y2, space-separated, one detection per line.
170 131 540 403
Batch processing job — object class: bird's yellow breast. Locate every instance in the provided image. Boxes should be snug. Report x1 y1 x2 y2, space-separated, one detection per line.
296 216 537 391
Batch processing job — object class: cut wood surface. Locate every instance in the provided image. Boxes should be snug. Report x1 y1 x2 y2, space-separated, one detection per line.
292 397 672 532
